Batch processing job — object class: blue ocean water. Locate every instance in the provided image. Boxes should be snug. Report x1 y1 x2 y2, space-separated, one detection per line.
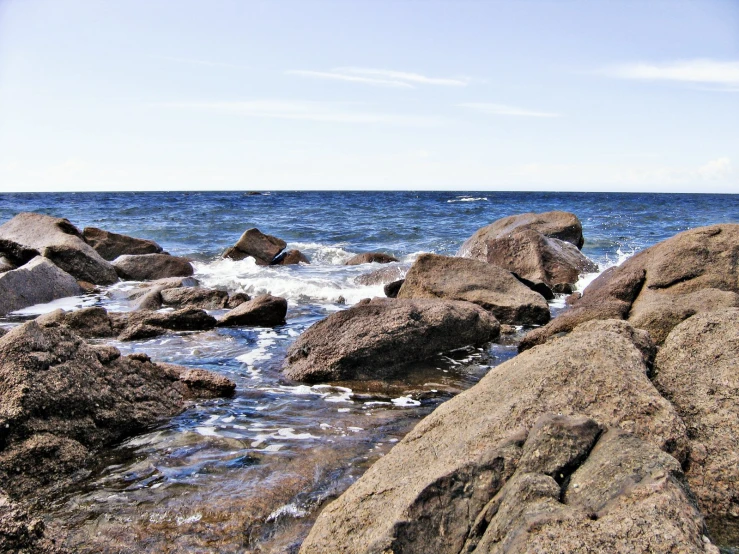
0 191 737 552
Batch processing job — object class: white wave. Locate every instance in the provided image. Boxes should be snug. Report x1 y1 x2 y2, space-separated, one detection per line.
287 241 357 265
10 295 98 316
447 197 488 203
267 503 309 521
391 396 421 407
575 246 637 294
176 513 202 526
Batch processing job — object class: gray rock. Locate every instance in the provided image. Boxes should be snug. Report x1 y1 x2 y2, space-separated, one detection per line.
115 308 217 341
82 227 163 261
223 228 286 265
0 257 83 316
345 252 399 265
217 294 287 328
384 279 404 298
112 253 194 281
0 256 14 273
354 264 409 286
160 287 229 309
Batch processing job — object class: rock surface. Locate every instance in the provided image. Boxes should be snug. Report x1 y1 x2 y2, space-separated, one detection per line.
298 320 695 553
520 224 739 350
112 253 194 281
0 257 83 316
0 492 67 553
396 254 550 325
160 287 230 310
354 264 408 286
223 228 286 265
0 212 118 285
217 294 287 328
383 279 404 298
653 308 739 544
345 252 399 265
458 211 585 260
283 298 500 382
0 256 14 273
82 227 163 261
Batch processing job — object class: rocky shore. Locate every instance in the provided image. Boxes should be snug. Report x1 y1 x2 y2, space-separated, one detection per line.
0 209 737 553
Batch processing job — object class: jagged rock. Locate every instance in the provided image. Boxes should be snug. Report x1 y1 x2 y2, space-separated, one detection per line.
653 308 739 545
0 212 118 285
217 294 287 328
82 227 163 261
156 363 236 399
282 298 500 383
458 211 585 260
0 257 83 316
0 320 232 499
384 279 404 298
520 224 739 350
223 228 286 265
0 256 14 273
271 249 310 265
298 320 690 553
0 491 67 553
115 308 217 341
354 264 409 286
344 252 399 265
112 253 194 281
396 254 550 325
160 287 229 309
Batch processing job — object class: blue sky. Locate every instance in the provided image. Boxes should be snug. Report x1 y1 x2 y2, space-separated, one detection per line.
0 0 737 192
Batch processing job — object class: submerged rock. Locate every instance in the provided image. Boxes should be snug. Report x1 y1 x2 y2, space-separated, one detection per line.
0 257 83 316
217 294 287 327
82 227 163 261
0 212 118 285
396 254 550 325
282 298 500 383
271 249 310 265
345 252 399 265
223 228 286 265
115 308 217 341
112 253 194 281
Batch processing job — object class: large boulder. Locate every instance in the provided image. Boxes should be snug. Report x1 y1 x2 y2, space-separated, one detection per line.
82 227 163 261
112 253 194 281
0 212 118 285
458 211 585 260
520 224 739 350
396 254 550 325
0 491 67 553
345 252 399 265
283 298 500 382
298 320 694 553
0 320 234 499
217 294 287 328
0 257 83 316
653 308 739 544
223 228 286 265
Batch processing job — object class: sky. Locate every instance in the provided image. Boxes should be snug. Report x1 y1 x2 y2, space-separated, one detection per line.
0 0 737 193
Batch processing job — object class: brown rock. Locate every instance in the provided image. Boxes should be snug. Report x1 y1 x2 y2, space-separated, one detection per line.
160 287 229 309
82 227 163 261
0 491 68 553
271 249 310 265
217 294 287 328
384 279 404 298
36 307 115 338
112 253 194 281
0 257 83 316
344 252 399 265
458 210 585 260
156 363 236 399
396 254 550 325
226 292 251 309
223 228 286 265
0 212 118 285
283 297 500 383
116 308 217 341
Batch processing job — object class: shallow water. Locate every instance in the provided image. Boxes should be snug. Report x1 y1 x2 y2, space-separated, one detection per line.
0 191 737 551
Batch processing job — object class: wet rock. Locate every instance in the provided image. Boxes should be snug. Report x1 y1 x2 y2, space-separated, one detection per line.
485 228 598 288
0 212 118 285
156 363 236 399
283 298 500 383
653 308 739 544
0 491 67 553
82 227 163 261
344 252 399 265
458 210 585 260
226 292 251 308
116 308 217 341
223 228 286 265
299 319 689 553
217 294 287 328
160 287 229 310
512 274 554 300
354 264 409 286
396 254 550 325
384 279 404 298
112 253 194 281
271 249 310 265
0 256 14 273
520 224 739 350
0 257 83 316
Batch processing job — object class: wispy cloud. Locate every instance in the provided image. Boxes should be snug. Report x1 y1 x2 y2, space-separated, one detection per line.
599 59 739 89
458 103 561 118
286 67 469 88
156 100 445 126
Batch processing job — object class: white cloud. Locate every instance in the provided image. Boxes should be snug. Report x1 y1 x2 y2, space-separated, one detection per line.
286 67 469 88
600 59 739 88
458 103 561 118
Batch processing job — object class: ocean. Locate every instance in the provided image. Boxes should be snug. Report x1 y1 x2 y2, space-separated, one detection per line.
0 191 737 552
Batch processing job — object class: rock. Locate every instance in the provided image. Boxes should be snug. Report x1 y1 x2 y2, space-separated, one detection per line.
36 307 114 338
217 294 287 328
271 249 310 265
345 252 399 265
82 227 163 261
0 491 67 553
112 253 194 281
282 298 500 382
298 320 690 553
0 257 83 316
0 256 14 273
520 224 739 350
0 212 118 285
384 279 404 298
156 363 236 399
160 287 229 309
354 264 409 286
653 308 739 545
115 308 217 341
223 228 286 265
396 254 550 325
226 292 250 308
131 289 163 311
512 273 555 300
485 228 598 288
458 210 585 260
